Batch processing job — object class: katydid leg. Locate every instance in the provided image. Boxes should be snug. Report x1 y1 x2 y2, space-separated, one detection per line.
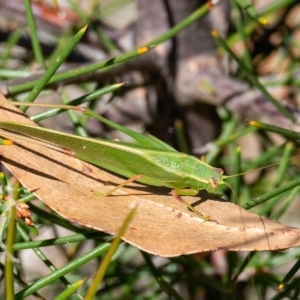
170 190 211 220
93 174 143 197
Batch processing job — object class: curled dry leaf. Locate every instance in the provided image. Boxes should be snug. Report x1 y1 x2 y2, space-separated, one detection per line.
0 94 300 257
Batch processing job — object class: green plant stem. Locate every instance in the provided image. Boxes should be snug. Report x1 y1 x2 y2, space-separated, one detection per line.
31 83 124 122
230 0 253 71
17 222 72 287
243 177 300 210
142 251 184 300
28 203 88 233
17 193 36 203
7 1 211 99
231 252 257 282
146 1 212 47
22 24 88 110
85 206 137 299
1 231 103 251
23 0 45 68
279 258 300 291
54 277 87 300
5 205 16 300
273 187 300 221
230 146 241 204
0 30 22 69
212 31 294 121
8 47 149 96
15 242 110 299
235 0 267 24
249 121 300 140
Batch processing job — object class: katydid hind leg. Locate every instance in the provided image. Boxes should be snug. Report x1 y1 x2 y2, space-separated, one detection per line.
171 190 211 221
93 174 143 197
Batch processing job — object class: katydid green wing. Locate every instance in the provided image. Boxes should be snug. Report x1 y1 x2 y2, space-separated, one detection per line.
0 122 224 192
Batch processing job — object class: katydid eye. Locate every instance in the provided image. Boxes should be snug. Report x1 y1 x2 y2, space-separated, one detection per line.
217 168 224 175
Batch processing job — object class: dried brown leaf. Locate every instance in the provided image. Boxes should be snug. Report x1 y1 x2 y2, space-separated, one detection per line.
1 94 300 257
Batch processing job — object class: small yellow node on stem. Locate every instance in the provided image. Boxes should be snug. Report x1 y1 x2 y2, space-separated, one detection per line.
1 140 13 146
248 120 261 127
137 46 150 54
211 29 218 37
258 17 268 26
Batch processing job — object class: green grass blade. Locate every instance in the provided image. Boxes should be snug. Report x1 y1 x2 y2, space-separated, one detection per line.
28 203 88 233
272 187 300 221
278 259 300 291
212 30 294 121
8 46 150 96
226 0 296 49
230 0 253 71
4 203 16 300
54 277 87 300
31 82 125 122
85 205 137 299
14 243 111 299
249 121 300 140
23 0 45 68
22 24 88 110
146 1 212 46
234 0 268 24
243 177 300 210
6 232 104 251
0 30 22 70
4 178 20 299
273 141 294 187
142 251 184 300
17 222 72 287
229 146 242 204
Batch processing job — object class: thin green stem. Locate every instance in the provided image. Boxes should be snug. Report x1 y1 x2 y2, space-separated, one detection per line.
230 146 241 204
3 231 103 251
243 177 300 210
5 205 16 299
31 83 125 122
85 206 137 299
8 47 149 96
249 121 300 140
146 2 212 47
142 251 184 300
0 30 22 69
14 243 110 299
212 31 294 121
23 0 45 68
17 223 72 287
234 0 267 24
54 278 87 300
230 0 253 71
22 24 88 109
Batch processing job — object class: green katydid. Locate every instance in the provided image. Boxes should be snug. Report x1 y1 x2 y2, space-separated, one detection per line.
0 101 255 218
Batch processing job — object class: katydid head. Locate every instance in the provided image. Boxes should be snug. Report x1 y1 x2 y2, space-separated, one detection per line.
204 167 240 203
207 167 226 192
